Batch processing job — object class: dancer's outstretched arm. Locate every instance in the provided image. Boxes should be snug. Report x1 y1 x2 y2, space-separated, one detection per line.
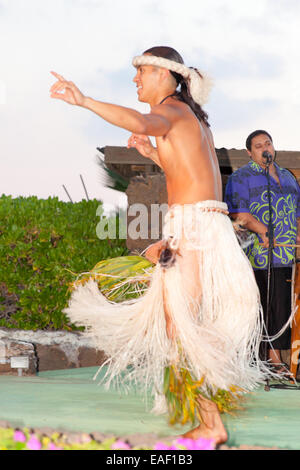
50 71 172 137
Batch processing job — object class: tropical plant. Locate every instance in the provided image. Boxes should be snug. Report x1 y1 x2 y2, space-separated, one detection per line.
0 195 128 330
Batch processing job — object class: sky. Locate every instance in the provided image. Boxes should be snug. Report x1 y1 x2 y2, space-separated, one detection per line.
1 0 300 206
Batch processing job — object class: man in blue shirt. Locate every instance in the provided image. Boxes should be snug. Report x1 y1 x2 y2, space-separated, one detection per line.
225 130 300 372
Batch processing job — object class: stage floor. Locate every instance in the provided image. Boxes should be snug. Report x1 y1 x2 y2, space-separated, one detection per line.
0 367 299 450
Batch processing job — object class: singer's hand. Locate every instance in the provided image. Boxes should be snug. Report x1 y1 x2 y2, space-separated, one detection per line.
260 231 269 248
259 232 278 249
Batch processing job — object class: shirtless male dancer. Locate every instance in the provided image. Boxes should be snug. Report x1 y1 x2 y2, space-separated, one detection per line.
50 46 267 445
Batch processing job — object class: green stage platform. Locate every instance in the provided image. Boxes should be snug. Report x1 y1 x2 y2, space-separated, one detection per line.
0 367 299 449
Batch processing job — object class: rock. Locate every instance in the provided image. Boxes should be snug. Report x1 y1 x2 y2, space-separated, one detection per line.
77 346 106 368
35 344 76 371
0 338 36 375
0 328 107 374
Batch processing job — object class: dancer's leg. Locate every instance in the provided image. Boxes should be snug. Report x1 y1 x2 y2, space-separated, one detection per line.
162 243 201 339
163 242 227 444
182 395 228 445
163 281 176 340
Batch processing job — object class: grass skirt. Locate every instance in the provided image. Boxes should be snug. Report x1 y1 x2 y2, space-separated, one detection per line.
64 200 270 422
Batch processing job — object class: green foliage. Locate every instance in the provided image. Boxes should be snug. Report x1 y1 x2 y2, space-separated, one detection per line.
164 359 244 425
0 195 128 331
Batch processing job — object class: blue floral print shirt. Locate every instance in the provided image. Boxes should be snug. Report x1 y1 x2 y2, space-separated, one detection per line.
225 160 300 270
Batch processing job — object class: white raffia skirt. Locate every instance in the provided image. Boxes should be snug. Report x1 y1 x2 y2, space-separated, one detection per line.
64 200 269 415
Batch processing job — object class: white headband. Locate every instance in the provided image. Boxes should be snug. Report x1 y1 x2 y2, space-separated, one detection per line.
132 55 213 106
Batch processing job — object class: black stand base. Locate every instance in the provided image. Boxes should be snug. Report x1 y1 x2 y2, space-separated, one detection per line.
265 374 300 391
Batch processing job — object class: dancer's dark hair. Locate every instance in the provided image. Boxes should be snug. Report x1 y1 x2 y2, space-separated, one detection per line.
144 46 210 127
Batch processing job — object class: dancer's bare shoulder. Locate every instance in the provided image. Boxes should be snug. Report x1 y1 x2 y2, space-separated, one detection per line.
150 99 190 128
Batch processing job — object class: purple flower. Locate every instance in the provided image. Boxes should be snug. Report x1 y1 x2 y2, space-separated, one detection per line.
111 440 131 450
13 430 26 443
26 435 42 451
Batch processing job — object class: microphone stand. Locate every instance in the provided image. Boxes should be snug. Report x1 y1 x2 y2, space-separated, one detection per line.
262 155 300 392
263 154 274 391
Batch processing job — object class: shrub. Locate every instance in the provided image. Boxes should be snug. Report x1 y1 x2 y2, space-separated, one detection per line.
0 195 128 330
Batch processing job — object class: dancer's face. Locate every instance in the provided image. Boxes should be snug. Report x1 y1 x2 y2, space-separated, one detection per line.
247 134 275 168
133 64 160 103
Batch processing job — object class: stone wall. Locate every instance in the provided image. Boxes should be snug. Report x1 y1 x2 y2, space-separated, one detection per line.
0 328 106 375
126 174 168 253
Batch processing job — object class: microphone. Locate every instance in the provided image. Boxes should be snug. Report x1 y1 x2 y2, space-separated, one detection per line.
262 151 273 164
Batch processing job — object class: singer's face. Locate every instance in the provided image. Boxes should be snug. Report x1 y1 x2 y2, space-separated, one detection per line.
247 133 275 168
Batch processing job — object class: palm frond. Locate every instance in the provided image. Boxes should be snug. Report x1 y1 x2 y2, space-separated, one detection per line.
70 255 154 301
96 154 129 193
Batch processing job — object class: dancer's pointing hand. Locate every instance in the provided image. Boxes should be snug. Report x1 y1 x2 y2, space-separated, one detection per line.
50 71 85 106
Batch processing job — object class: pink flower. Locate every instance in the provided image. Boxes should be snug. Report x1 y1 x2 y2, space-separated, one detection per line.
154 437 215 451
174 437 215 450
194 438 215 450
13 430 26 443
154 442 169 450
26 436 42 451
48 443 63 451
154 442 176 450
111 440 131 450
